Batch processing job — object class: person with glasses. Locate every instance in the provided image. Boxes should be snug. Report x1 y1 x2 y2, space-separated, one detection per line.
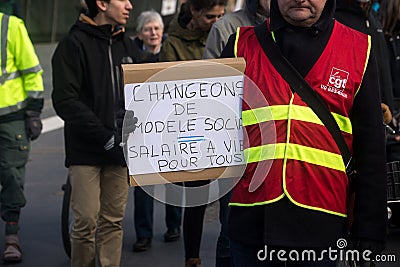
159 1 228 266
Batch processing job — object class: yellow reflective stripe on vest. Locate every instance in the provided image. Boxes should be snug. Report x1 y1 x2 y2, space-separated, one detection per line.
20 65 42 75
0 99 27 116
229 194 285 207
242 105 287 126
242 105 352 134
0 14 43 115
244 143 282 163
281 144 347 217
284 189 347 217
331 113 351 134
1 14 9 81
234 27 240 58
245 143 345 172
229 192 346 216
0 66 42 84
290 105 352 134
355 35 371 97
1 15 42 85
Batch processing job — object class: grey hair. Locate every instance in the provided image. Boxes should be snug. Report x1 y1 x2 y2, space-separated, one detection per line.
136 10 164 33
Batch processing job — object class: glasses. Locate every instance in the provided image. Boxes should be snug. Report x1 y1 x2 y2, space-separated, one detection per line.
204 13 223 20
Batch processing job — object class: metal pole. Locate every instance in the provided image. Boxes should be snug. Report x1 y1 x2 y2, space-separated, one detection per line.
50 0 59 43
234 0 244 11
25 0 31 24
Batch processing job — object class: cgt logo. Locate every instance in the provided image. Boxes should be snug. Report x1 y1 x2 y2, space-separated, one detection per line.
328 67 349 89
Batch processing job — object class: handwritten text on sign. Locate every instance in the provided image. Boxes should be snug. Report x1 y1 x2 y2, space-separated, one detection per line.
124 75 245 175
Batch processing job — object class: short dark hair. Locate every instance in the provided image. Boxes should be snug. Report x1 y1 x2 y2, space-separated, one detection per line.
179 0 228 25
187 0 228 12
85 0 110 18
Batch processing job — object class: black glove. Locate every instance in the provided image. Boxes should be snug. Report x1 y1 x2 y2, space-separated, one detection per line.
347 238 385 263
116 109 138 141
103 134 126 166
25 111 42 141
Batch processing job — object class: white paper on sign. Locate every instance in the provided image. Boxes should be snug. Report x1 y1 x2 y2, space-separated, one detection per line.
124 75 245 175
161 0 177 16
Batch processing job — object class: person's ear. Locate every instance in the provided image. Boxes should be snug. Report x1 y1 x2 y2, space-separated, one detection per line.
190 5 199 18
96 0 108 12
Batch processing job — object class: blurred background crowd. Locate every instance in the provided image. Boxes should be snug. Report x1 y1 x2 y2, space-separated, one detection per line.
3 0 243 42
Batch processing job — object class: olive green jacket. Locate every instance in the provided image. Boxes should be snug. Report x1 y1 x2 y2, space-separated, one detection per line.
159 15 209 62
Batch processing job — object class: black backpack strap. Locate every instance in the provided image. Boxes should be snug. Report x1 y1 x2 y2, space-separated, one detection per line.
253 22 354 176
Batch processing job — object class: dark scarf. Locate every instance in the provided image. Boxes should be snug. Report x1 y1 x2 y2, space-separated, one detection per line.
269 0 336 76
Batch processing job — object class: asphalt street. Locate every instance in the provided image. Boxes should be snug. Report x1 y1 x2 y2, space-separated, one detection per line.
0 43 398 267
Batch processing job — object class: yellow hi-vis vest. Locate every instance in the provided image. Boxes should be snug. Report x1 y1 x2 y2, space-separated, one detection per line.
0 13 43 116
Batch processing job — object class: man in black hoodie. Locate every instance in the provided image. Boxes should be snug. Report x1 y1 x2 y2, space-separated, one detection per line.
51 1 136 266
221 0 387 265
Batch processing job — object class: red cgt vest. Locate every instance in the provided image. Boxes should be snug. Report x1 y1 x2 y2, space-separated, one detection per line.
230 21 371 217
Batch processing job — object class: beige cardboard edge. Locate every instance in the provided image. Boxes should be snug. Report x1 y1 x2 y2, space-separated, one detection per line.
123 58 246 186
129 165 246 186
122 57 246 83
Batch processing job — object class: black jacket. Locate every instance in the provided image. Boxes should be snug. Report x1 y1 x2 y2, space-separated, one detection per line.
222 0 387 248
335 0 394 110
385 21 400 161
52 15 138 167
386 21 400 98
132 36 165 63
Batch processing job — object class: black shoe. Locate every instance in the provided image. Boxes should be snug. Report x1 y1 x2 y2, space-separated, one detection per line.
164 228 180 242
132 238 152 252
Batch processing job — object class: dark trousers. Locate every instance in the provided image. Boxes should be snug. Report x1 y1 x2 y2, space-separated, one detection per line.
183 179 233 261
216 189 232 260
134 185 182 238
0 120 29 235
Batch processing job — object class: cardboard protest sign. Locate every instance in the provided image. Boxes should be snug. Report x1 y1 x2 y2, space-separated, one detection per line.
122 58 246 186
